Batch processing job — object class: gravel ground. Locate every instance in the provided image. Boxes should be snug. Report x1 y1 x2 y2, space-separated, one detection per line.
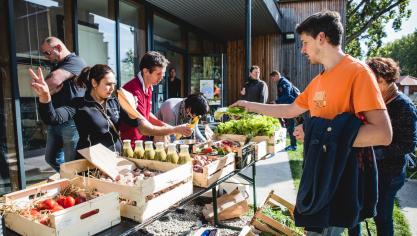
132 198 252 236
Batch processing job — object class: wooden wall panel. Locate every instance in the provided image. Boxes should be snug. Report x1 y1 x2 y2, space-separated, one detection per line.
226 0 346 104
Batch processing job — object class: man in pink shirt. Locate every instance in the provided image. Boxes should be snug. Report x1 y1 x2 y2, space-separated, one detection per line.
120 51 191 142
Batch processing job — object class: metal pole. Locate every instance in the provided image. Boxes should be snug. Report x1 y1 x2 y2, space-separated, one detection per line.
252 162 257 211
115 0 121 88
72 0 78 55
212 187 218 226
244 0 252 84
6 0 26 189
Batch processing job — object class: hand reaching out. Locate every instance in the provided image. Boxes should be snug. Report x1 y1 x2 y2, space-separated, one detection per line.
293 124 304 142
29 67 51 103
174 124 193 137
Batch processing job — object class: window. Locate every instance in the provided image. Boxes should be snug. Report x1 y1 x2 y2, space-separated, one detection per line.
119 0 145 85
77 0 116 71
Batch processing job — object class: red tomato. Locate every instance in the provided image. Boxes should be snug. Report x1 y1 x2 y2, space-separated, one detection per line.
51 205 64 213
56 195 66 207
63 196 75 208
203 147 213 154
43 199 57 210
74 196 86 205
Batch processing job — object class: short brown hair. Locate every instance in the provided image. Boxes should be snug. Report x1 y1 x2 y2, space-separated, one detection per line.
366 57 400 84
140 51 169 73
296 11 343 46
270 70 280 77
250 65 260 73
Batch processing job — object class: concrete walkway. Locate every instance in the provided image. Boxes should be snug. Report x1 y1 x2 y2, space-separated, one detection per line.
397 179 417 236
241 151 297 206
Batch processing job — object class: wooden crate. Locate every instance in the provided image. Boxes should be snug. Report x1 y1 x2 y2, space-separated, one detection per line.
193 153 235 188
247 190 304 236
217 128 286 154
3 178 120 236
60 159 193 222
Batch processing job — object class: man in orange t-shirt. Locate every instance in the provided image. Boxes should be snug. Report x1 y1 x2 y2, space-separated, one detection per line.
232 11 392 236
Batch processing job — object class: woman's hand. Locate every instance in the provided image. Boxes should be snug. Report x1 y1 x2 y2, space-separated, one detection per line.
29 67 51 103
293 124 304 142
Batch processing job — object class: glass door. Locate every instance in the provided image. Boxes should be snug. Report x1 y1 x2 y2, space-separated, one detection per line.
154 43 186 112
189 54 224 111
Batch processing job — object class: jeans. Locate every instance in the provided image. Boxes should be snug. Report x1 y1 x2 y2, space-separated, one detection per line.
349 167 406 236
307 227 345 236
375 168 406 236
45 120 79 171
285 118 296 147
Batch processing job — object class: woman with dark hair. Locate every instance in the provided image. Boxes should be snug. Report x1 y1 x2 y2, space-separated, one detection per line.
30 65 189 155
350 57 417 236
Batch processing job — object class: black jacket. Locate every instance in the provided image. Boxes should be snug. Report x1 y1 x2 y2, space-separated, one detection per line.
295 113 378 231
241 78 268 103
39 93 139 154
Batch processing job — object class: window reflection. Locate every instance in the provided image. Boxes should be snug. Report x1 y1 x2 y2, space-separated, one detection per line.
77 0 116 72
119 0 144 85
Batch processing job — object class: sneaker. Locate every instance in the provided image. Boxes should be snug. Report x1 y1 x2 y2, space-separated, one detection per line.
284 145 297 151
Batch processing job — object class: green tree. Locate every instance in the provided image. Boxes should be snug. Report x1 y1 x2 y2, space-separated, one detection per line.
380 30 417 76
346 0 411 58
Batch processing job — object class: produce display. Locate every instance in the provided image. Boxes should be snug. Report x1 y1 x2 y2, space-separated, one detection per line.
76 168 161 186
192 155 216 173
214 107 280 137
0 183 101 227
262 206 304 236
195 140 240 156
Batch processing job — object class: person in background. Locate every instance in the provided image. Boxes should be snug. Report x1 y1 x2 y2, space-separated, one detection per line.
156 93 210 142
240 65 268 103
232 11 392 236
167 67 181 98
271 70 300 151
40 36 86 171
119 51 192 143
349 57 417 236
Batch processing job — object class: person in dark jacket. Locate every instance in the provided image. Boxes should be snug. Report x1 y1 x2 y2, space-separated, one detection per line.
30 64 185 156
350 57 417 236
240 65 268 103
271 70 299 151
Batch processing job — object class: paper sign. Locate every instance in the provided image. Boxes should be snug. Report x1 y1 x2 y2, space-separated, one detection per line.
200 80 214 99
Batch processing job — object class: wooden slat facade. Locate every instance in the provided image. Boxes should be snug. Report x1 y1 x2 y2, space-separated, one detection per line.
226 0 346 104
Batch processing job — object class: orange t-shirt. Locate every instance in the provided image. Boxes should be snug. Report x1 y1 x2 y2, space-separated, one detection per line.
295 55 386 119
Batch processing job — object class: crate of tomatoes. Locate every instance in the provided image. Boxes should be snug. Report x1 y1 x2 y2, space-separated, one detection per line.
1 177 120 236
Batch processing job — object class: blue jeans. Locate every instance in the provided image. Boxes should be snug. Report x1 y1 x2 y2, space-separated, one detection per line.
285 118 296 147
307 227 345 236
349 167 406 236
45 120 79 171
375 168 406 236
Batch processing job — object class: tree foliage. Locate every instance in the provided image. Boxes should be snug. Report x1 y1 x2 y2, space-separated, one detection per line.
346 0 411 58
379 30 417 76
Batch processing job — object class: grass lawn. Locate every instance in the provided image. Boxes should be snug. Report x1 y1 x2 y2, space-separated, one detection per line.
286 138 412 236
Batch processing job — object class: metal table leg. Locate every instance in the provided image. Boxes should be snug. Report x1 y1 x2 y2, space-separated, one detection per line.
252 162 257 212
212 187 218 226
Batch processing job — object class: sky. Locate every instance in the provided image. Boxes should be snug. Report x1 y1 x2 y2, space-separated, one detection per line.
383 3 417 44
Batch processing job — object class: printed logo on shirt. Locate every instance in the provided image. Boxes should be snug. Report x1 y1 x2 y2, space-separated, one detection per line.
313 91 327 108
